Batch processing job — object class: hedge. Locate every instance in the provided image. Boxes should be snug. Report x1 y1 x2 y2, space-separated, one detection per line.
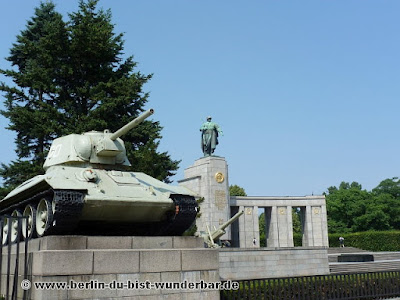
329 231 400 251
265 231 400 251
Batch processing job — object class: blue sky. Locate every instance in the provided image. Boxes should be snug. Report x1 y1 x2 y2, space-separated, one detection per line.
1 0 400 196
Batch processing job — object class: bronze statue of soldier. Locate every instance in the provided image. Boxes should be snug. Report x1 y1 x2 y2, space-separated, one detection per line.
200 116 223 156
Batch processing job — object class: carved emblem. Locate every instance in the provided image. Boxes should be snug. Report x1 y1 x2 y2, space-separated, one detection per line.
313 207 320 215
215 172 225 183
279 208 286 215
246 208 252 215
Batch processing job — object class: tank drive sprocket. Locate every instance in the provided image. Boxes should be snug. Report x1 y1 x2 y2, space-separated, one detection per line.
159 194 198 236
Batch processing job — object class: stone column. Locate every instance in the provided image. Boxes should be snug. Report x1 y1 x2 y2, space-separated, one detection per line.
276 206 293 247
321 204 329 247
303 205 314 246
286 206 294 247
310 206 323 246
240 206 260 247
239 205 245 247
178 156 231 240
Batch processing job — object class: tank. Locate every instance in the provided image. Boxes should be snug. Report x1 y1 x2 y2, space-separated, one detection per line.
0 109 198 244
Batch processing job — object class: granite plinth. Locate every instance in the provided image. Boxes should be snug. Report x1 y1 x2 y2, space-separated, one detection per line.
1 236 219 300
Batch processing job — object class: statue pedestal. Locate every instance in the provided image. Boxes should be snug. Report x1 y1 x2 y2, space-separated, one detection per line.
179 156 231 241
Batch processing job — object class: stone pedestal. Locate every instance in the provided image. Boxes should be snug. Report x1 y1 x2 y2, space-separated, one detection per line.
178 156 231 240
2 236 219 300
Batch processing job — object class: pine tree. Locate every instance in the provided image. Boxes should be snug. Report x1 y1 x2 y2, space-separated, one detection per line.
0 0 179 198
0 2 68 195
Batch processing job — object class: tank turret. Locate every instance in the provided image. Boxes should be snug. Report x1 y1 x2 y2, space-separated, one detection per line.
43 109 154 169
0 109 197 243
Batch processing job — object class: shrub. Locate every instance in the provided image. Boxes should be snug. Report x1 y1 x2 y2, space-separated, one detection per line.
329 231 400 251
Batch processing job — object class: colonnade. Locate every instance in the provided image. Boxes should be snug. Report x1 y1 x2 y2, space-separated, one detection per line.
230 196 329 248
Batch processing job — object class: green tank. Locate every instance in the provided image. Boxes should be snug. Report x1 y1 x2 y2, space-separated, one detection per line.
0 109 198 244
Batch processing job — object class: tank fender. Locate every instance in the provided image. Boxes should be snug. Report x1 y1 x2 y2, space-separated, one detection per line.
2 174 49 203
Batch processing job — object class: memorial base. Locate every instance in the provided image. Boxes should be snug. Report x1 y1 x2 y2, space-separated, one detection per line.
2 236 219 300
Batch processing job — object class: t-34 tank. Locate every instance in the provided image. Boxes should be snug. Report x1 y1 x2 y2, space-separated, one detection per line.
0 109 198 244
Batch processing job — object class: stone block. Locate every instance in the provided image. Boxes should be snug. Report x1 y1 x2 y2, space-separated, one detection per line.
182 291 220 300
172 237 204 249
93 250 139 274
140 250 181 272
115 273 141 297
67 274 118 299
40 236 87 250
0 274 27 300
160 271 182 294
219 248 329 280
181 271 201 283
132 237 173 249
162 294 184 300
138 272 162 296
8 238 39 254
1 252 29 276
30 275 69 300
200 270 219 282
32 250 93 276
2 253 16 275
87 236 132 249
181 249 218 271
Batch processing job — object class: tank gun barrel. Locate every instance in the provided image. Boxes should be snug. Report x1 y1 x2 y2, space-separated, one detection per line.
217 210 244 233
210 210 244 241
110 109 154 141
203 210 244 247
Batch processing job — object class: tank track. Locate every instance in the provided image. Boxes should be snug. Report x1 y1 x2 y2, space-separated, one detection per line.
158 194 198 236
1 189 197 238
0 189 85 236
48 190 85 234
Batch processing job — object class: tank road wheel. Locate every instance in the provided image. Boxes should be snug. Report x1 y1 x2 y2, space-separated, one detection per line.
36 198 53 237
22 205 37 240
10 210 22 243
2 217 9 245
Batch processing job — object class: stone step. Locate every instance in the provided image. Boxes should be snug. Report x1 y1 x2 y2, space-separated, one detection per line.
330 260 400 274
329 251 400 263
3 235 205 254
328 247 368 254
374 252 400 261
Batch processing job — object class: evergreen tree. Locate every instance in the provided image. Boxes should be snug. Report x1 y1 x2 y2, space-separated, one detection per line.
0 0 178 198
0 2 68 196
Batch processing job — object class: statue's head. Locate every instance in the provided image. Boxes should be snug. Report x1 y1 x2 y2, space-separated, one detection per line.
207 116 212 121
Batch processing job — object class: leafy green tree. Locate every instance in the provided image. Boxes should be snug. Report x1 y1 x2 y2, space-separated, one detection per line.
372 177 400 199
372 179 400 229
292 208 302 234
259 212 266 247
326 182 371 233
229 185 247 196
325 180 400 233
0 0 178 197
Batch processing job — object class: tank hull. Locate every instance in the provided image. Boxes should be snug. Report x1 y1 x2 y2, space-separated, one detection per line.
0 166 198 239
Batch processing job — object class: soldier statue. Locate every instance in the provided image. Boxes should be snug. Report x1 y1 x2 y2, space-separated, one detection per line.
200 116 223 156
